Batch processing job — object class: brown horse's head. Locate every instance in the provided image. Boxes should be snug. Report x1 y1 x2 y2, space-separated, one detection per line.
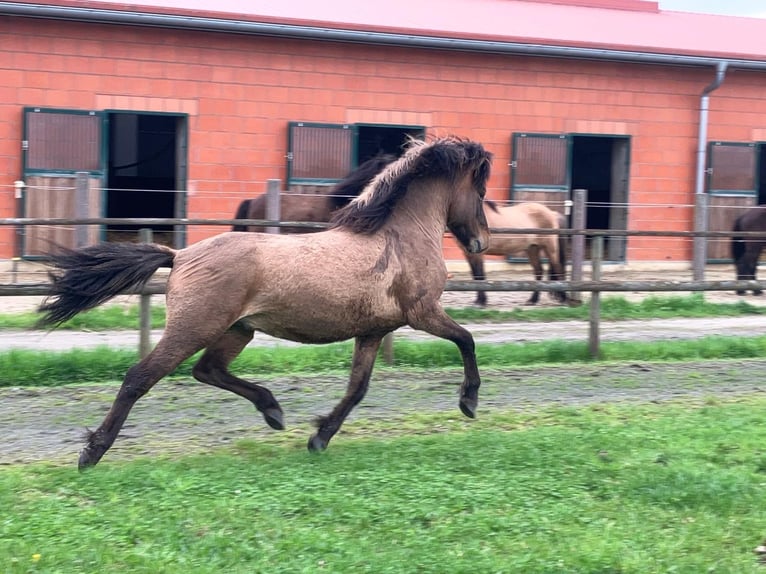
445 140 492 254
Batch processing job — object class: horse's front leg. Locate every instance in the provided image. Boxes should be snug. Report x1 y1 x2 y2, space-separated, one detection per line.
308 334 383 451
525 245 542 305
409 307 481 418
465 252 488 307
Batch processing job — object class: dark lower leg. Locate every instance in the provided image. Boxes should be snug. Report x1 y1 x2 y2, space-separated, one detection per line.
192 327 283 429
526 247 542 305
79 349 188 470
466 253 487 307
308 335 382 451
409 309 481 419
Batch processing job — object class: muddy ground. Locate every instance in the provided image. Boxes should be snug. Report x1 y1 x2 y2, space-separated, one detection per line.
3 360 765 467
2 263 766 467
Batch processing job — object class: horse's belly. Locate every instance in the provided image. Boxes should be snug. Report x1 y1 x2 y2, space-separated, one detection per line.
238 299 405 344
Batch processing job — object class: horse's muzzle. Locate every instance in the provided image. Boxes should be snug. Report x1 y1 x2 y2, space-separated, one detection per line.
466 238 488 254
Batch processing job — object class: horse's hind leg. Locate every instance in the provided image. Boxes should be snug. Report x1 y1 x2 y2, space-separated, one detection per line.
409 308 481 419
78 337 203 470
752 245 763 295
308 334 382 451
525 245 543 305
545 242 568 304
192 324 284 430
738 246 762 295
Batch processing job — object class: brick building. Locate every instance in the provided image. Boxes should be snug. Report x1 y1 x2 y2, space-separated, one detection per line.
2 0 766 263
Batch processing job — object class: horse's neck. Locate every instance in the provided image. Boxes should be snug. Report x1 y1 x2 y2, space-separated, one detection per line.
387 180 449 251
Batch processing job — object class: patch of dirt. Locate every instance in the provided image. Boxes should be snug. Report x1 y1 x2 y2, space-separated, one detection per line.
1 361 764 467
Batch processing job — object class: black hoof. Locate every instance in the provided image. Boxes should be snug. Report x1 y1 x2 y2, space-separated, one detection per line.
77 448 98 472
263 407 285 430
754 290 763 296
307 434 327 452
736 290 746 296
459 397 477 419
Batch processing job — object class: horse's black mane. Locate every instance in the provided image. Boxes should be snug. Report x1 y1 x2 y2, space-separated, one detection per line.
329 153 396 210
330 137 492 234
485 199 500 213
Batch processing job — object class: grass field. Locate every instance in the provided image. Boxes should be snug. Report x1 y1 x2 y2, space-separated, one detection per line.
3 294 765 572
1 399 765 573
2 334 766 388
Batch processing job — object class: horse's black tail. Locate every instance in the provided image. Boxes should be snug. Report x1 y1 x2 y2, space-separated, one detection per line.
231 199 252 232
38 242 176 328
731 214 746 263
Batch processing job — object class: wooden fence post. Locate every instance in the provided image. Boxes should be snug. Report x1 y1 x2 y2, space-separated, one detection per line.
75 172 89 248
266 179 281 234
570 188 588 304
692 192 708 281
589 235 603 359
138 228 153 359
382 332 394 365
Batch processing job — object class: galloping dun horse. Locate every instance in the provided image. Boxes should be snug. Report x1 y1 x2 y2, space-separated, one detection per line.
38 136 493 469
231 153 396 233
463 200 570 307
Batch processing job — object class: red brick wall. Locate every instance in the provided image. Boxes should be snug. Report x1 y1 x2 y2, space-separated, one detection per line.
2 16 766 261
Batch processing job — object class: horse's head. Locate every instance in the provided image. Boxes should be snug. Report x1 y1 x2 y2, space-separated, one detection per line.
446 143 492 254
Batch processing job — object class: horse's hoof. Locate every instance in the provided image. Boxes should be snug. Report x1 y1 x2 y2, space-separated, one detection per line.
736 290 746 296
263 408 285 430
459 397 477 419
754 290 763 296
77 449 98 472
307 434 327 452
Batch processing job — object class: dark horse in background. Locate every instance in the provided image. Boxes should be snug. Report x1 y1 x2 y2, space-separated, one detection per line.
38 136 492 469
231 154 395 233
731 206 766 295
233 154 571 307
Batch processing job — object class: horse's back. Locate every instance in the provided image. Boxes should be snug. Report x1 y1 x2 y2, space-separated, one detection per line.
168 230 409 343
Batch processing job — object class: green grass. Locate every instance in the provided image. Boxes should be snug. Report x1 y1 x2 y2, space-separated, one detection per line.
4 294 765 330
446 292 766 323
2 335 766 388
1 399 765 573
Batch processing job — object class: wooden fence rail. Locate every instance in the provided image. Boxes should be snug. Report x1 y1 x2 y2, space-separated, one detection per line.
3 219 766 360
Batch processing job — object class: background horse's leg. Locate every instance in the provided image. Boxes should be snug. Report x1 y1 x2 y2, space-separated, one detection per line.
545 239 568 304
78 337 204 470
525 245 543 305
752 244 764 295
192 324 284 430
308 334 383 451
465 252 487 307
737 244 761 295
408 308 481 419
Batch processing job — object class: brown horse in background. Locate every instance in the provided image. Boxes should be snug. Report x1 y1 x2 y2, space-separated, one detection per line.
732 206 766 295
38 136 492 470
232 154 396 233
463 200 570 307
